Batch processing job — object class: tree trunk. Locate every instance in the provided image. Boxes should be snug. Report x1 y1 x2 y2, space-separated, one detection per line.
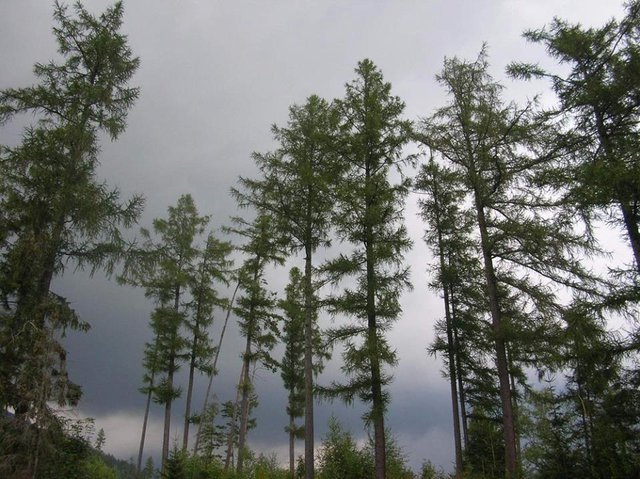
433 180 463 478
289 414 296 479
370 348 386 479
137 370 155 473
161 358 175 474
364 160 386 479
619 200 640 274
162 285 181 473
451 293 469 450
224 366 244 471
183 343 197 450
367 238 386 479
236 264 261 475
13 215 64 338
443 284 464 478
303 242 315 479
29 340 52 479
591 108 640 275
195 280 239 452
577 380 594 474
474 195 518 478
236 335 252 474
506 344 521 467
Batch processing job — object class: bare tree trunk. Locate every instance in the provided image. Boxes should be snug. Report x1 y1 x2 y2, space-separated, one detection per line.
162 286 181 474
577 380 594 474
443 284 464 478
303 243 315 479
183 346 197 451
506 344 522 467
161 358 175 474
451 293 469 450
619 200 640 274
432 180 463 478
370 351 386 479
289 414 296 479
137 371 155 473
366 236 386 479
236 335 252 474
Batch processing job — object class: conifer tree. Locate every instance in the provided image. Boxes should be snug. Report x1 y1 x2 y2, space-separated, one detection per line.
125 194 209 471
322 59 413 479
417 48 600 478
222 378 259 471
182 233 232 451
417 50 522 477
137 332 160 473
162 446 187 479
225 214 284 474
419 158 511 476
508 1 640 279
194 277 240 453
279 268 307 478
416 158 473 478
142 457 155 479
234 94 339 479
0 2 140 476
196 402 225 462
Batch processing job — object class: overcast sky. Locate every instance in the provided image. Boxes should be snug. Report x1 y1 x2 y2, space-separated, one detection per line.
0 0 628 473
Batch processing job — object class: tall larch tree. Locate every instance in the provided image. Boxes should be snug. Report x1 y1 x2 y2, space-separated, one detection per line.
182 232 232 451
323 59 413 479
136 331 160 474
417 48 600 478
0 2 140 476
234 94 339 479
125 194 208 472
225 214 284 474
416 158 475 478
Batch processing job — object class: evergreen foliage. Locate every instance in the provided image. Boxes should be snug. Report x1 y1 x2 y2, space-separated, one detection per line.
322 58 413 479
0 2 140 477
416 46 603 478
122 194 223 472
225 214 284 474
4 3 640 479
182 232 233 450
317 417 413 479
234 93 339 479
278 266 329 478
508 0 640 280
417 157 477 478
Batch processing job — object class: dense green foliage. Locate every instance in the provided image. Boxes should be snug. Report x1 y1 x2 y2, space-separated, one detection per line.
2 1 640 479
234 94 339 479
321 59 413 479
413 2 640 478
317 417 413 479
0 1 140 477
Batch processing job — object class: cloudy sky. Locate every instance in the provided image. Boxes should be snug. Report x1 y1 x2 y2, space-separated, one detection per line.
0 0 628 472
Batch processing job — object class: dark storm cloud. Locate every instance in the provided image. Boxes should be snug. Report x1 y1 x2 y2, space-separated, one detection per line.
0 0 626 472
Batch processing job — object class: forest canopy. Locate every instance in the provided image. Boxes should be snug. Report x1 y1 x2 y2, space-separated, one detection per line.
1 1 639 479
